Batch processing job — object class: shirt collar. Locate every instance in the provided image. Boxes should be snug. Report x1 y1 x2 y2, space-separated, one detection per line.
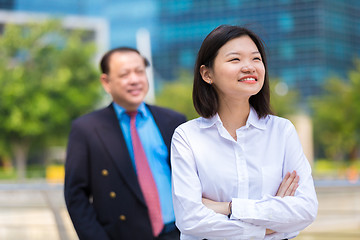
113 102 148 120
246 107 267 130
199 113 221 129
199 107 268 130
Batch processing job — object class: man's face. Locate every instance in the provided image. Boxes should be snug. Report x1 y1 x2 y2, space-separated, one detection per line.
101 51 149 111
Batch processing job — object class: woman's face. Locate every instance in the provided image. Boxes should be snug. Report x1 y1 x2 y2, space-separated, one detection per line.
203 35 265 102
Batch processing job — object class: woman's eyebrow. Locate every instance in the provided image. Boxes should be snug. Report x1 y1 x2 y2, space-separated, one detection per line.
225 51 260 56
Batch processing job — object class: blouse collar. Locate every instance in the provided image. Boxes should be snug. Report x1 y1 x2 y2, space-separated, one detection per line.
199 106 268 130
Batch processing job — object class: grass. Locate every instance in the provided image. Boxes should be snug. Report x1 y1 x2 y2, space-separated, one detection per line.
0 165 47 180
0 167 17 179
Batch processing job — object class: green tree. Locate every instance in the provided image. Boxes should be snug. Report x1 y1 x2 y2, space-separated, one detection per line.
348 59 360 160
311 59 360 161
156 70 199 120
0 20 102 180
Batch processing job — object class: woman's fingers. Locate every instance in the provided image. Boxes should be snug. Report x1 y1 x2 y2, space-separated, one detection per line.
277 172 290 191
290 183 299 196
284 175 299 196
276 171 299 197
276 171 295 197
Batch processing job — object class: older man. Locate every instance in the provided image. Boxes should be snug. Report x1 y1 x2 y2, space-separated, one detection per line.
64 47 186 240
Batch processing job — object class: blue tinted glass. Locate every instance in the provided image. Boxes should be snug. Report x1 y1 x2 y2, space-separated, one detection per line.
9 0 360 98
278 13 294 32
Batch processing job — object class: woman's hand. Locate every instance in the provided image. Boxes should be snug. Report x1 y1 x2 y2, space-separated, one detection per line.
276 170 299 198
267 171 300 235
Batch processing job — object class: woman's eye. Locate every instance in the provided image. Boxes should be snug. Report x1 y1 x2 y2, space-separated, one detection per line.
230 58 240 62
254 57 262 61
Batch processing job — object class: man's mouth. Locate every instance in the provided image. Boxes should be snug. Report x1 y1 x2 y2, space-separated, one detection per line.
128 88 142 95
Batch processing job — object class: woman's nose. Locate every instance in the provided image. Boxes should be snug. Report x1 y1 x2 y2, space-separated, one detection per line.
241 64 256 73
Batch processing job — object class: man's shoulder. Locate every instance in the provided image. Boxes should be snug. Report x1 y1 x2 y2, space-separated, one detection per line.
72 105 114 126
147 104 186 120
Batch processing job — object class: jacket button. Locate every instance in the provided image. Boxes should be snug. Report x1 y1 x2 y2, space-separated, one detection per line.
102 169 109 176
109 191 116 198
119 215 126 221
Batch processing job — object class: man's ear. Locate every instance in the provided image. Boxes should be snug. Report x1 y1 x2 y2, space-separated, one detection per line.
199 65 213 84
100 73 111 93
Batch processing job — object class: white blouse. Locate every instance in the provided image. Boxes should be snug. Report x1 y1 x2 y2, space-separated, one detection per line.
171 108 318 240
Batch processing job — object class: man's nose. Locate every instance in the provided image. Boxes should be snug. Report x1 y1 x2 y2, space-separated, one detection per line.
128 72 141 83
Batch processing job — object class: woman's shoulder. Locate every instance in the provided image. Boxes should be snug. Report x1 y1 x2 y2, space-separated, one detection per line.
175 116 216 136
266 114 295 130
176 117 203 131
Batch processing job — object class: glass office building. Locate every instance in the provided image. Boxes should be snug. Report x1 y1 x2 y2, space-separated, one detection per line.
1 0 360 97
155 0 360 97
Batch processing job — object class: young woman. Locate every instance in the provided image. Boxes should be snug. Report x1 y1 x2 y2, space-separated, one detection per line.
171 25 318 240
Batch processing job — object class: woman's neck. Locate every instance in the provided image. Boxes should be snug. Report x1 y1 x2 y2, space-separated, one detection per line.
218 99 250 140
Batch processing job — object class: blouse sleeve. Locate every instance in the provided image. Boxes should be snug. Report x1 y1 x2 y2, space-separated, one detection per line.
171 127 266 240
230 121 318 237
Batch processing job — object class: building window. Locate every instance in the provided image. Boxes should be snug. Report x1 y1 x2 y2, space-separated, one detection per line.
278 12 294 32
0 0 14 9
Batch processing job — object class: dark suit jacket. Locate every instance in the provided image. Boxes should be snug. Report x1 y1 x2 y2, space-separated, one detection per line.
64 103 186 240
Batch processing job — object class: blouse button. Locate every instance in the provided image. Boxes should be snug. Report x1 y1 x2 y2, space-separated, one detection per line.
119 215 126 221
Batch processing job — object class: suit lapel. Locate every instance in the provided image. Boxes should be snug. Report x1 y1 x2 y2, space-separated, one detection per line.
96 105 146 205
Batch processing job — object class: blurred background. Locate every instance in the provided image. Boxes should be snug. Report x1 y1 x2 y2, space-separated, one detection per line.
0 0 359 239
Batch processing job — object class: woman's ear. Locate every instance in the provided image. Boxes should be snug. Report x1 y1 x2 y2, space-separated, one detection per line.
200 65 213 85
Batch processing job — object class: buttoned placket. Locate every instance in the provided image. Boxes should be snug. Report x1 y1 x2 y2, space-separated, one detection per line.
235 126 249 198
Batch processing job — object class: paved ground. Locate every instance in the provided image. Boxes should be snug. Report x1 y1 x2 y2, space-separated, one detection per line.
296 185 360 240
0 183 77 240
0 181 359 240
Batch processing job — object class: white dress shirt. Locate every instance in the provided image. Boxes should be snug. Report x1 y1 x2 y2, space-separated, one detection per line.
171 107 318 240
